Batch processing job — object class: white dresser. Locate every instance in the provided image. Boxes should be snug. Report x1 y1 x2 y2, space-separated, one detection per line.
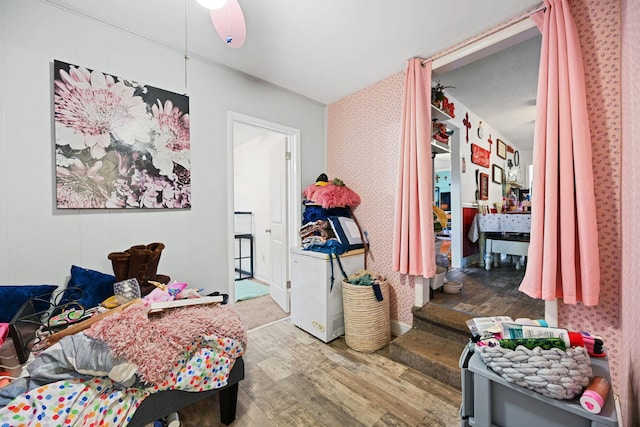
290 248 364 342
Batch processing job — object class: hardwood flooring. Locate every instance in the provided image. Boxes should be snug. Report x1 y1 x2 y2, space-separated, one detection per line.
176 261 540 426
430 258 545 320
178 319 461 427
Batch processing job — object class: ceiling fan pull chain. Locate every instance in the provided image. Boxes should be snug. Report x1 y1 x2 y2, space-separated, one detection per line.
226 3 233 43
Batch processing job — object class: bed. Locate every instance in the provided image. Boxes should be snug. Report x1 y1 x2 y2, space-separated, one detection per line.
128 358 244 426
1 296 246 426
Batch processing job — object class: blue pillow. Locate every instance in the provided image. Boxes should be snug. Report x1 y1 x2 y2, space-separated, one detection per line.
60 266 116 309
0 285 58 323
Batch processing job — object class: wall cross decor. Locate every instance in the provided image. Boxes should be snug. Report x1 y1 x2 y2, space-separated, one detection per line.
463 113 472 143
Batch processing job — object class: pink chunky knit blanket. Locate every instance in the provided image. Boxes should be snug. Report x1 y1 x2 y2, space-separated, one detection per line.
86 303 247 384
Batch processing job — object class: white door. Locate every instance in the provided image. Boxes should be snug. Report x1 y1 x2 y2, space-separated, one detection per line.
228 112 300 311
268 143 289 312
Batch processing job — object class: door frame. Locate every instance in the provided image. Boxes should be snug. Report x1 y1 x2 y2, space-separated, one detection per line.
226 111 301 308
429 18 557 326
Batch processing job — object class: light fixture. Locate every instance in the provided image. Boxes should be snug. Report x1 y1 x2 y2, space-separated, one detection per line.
209 0 246 48
196 0 228 10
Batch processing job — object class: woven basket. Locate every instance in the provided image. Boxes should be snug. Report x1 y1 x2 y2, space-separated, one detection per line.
342 279 390 353
475 344 592 400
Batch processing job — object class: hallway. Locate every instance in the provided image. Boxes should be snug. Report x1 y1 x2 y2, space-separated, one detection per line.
430 259 544 320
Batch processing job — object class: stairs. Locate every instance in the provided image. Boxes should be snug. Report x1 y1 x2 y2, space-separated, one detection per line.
389 303 474 389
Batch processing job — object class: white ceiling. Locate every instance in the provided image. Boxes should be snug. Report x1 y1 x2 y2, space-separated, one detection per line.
436 32 541 149
44 0 542 146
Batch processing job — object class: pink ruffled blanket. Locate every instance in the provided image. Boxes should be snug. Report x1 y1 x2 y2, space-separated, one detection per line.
86 303 247 384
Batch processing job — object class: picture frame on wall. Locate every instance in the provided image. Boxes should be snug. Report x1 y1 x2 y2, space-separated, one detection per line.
492 164 503 184
479 172 489 200
497 139 507 159
53 60 191 209
471 143 491 167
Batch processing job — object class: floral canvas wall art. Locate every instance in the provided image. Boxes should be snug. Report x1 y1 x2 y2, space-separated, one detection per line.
54 60 191 208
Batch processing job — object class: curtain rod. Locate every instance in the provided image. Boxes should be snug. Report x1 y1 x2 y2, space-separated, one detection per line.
421 3 545 66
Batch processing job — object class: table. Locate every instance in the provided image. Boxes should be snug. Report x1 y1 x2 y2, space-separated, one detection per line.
467 213 531 269
486 237 530 270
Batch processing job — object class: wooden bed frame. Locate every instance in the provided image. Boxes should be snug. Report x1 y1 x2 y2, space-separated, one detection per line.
7 298 245 426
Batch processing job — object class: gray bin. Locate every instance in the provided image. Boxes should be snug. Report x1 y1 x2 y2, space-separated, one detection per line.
459 346 618 427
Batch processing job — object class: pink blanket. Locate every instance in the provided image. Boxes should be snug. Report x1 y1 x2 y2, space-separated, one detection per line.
86 303 247 384
0 323 8 346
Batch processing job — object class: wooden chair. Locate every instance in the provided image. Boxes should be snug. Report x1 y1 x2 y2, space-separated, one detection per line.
477 200 491 215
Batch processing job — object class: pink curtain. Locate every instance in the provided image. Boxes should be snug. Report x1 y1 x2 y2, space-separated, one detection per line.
392 59 436 277
519 0 600 305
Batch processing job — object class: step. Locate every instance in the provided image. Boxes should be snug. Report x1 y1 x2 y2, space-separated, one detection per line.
389 328 466 390
411 303 474 346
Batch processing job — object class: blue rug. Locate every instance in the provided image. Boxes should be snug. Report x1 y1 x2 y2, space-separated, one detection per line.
235 279 269 301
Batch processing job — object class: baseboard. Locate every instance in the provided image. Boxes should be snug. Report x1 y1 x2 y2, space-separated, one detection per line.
391 319 412 337
460 254 479 268
252 274 269 284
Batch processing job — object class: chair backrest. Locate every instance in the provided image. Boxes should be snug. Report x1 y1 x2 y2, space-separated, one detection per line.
477 200 491 215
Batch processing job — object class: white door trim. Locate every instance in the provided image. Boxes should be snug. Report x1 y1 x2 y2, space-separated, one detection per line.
226 112 301 307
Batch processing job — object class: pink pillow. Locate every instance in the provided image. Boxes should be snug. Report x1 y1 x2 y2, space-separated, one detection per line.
0 323 9 346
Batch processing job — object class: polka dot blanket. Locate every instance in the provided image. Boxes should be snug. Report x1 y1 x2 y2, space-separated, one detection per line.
0 334 243 427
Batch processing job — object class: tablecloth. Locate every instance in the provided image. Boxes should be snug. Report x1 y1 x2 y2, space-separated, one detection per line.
468 213 532 242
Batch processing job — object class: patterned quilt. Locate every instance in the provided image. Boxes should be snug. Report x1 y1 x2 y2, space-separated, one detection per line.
0 333 243 426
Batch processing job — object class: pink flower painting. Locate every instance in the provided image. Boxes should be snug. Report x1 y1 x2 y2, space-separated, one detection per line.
54 60 191 208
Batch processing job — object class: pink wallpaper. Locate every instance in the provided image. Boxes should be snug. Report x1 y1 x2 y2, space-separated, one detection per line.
559 0 622 388
621 0 639 423
328 0 627 403
327 72 415 324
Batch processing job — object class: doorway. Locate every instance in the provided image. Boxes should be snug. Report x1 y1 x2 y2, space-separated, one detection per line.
434 152 453 265
425 18 547 320
433 24 540 271
227 112 301 313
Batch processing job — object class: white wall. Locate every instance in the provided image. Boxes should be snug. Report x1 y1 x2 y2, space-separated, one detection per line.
234 133 285 283
444 92 531 206
0 0 326 292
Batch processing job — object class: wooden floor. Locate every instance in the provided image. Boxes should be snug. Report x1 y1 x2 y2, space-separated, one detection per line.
176 259 542 426
430 257 545 320
178 319 462 427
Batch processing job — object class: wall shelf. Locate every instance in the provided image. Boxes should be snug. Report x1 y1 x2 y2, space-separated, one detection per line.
432 105 453 121
431 105 453 154
431 140 452 154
